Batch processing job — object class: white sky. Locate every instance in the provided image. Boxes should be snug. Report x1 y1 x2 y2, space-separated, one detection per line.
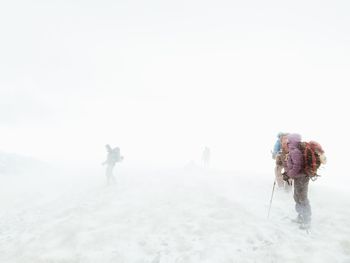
1 0 349 176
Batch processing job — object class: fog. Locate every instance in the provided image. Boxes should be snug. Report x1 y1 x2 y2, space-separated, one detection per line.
1 0 350 262
2 0 350 173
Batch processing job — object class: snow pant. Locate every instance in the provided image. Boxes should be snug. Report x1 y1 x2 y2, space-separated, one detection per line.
293 176 311 223
202 158 210 168
105 164 116 185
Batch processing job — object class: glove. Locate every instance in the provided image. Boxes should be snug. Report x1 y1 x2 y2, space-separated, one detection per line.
282 172 293 186
282 172 289 182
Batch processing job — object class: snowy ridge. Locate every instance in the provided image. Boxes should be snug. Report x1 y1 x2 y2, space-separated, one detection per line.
0 151 50 176
0 168 349 262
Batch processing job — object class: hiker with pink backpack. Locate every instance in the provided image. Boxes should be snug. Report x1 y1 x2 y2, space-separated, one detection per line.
282 133 326 230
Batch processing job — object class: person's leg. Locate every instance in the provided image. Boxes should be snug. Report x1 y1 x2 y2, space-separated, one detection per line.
294 176 311 224
274 155 284 187
275 165 284 187
284 178 293 192
106 165 113 185
111 166 116 184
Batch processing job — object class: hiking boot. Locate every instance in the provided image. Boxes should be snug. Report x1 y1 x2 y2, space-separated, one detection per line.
291 214 303 224
299 215 311 230
299 222 311 230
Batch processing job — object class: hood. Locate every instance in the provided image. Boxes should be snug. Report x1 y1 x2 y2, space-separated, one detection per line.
277 132 288 139
287 133 302 149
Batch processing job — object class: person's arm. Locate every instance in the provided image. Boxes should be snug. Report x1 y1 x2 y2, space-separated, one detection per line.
102 153 110 165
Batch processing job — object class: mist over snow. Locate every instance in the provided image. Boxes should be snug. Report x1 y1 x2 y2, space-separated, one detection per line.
0 151 50 176
1 164 350 263
1 0 350 262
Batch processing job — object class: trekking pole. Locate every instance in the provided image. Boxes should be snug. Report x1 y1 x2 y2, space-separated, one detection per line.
267 180 276 218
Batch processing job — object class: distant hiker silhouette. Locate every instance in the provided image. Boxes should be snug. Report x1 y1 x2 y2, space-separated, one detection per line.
102 144 123 185
201 147 211 167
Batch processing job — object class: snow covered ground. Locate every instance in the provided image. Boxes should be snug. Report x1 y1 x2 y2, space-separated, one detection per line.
0 166 350 263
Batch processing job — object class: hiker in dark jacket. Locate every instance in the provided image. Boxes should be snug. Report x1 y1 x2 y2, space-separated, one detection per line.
285 133 311 229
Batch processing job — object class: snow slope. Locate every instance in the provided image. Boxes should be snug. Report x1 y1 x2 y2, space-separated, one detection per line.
0 167 349 263
0 152 50 176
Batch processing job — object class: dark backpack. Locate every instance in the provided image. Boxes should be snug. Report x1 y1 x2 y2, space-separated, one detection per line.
299 141 324 177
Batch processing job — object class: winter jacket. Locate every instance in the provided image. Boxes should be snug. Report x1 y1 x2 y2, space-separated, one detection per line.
286 133 304 178
272 140 281 159
275 151 288 168
272 132 288 159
